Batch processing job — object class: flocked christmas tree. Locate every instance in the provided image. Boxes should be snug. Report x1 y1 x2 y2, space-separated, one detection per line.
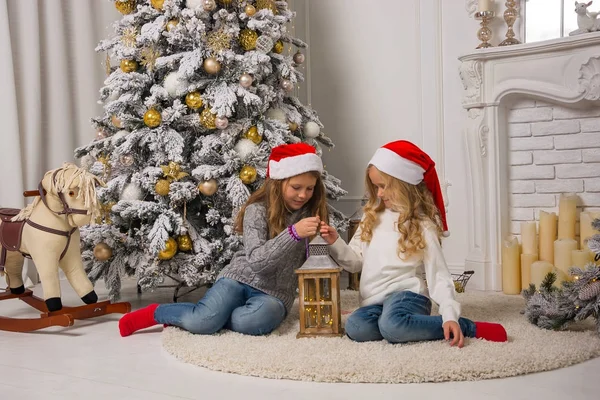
74 0 347 300
523 217 600 335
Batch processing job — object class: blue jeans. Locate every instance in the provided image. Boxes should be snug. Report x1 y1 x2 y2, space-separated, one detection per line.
345 290 476 343
154 277 286 336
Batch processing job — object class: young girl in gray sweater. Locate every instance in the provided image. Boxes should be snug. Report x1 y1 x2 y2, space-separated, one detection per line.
119 143 329 337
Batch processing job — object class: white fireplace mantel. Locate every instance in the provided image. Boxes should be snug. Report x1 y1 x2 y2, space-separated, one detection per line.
458 33 600 291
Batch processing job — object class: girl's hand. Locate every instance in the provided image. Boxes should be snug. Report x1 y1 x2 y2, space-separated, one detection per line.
443 321 464 348
294 216 321 239
319 223 339 245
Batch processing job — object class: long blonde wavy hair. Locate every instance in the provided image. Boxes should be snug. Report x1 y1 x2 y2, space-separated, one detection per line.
360 166 443 259
234 171 329 238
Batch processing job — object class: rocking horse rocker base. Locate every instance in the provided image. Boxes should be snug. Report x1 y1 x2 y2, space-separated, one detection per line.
0 287 131 332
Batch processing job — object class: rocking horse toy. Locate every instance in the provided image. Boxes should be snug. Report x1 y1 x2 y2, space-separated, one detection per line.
0 163 130 332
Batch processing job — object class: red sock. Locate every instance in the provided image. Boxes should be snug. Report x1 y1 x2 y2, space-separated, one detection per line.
119 304 159 337
475 321 507 342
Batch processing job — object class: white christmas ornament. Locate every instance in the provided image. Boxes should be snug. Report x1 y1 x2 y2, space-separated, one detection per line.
265 108 287 123
164 72 187 98
304 121 321 138
234 139 257 162
121 183 145 201
186 0 204 9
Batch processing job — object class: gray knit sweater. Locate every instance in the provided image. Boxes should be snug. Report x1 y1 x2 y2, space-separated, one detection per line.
218 202 308 312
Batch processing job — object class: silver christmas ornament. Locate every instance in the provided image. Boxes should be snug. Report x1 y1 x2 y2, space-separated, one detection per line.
215 116 229 129
119 154 135 166
280 79 294 92
293 51 305 64
239 73 253 88
202 0 216 11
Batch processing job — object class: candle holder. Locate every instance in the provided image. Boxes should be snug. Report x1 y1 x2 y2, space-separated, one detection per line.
475 11 495 49
499 0 521 46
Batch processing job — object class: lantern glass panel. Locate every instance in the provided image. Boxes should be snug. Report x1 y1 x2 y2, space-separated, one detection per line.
319 278 331 301
320 305 332 326
304 278 316 301
304 306 318 328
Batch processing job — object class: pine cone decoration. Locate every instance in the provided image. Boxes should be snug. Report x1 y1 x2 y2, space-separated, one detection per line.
579 279 600 301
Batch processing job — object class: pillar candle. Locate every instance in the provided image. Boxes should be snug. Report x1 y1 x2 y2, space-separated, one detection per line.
520 221 538 255
558 194 577 240
478 0 492 12
502 236 521 294
580 211 600 251
571 249 592 268
521 253 538 288
539 211 557 264
554 238 578 280
530 261 554 288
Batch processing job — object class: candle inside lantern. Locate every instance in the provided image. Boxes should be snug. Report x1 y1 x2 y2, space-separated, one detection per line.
502 236 521 294
478 0 493 12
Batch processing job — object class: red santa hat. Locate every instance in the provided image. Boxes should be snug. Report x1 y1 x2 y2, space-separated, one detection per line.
368 140 449 236
267 143 323 180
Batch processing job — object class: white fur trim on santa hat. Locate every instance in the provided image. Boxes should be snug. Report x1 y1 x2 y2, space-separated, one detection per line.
368 147 425 185
269 153 323 180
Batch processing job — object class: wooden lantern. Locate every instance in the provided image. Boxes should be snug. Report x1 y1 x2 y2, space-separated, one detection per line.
295 235 343 338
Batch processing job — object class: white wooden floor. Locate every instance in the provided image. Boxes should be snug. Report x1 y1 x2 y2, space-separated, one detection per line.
0 277 598 400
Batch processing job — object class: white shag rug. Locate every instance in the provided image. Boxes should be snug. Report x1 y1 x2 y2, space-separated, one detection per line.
162 290 600 383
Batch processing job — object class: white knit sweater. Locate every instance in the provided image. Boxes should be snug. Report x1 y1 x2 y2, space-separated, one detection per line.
330 209 460 323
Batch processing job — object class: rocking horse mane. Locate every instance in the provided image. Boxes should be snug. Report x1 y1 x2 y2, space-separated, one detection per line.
13 163 104 221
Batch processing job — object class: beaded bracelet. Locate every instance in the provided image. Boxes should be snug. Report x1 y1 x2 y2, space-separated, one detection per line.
288 225 301 242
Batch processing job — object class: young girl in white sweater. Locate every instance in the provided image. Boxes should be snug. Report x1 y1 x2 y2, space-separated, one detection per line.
320 140 507 347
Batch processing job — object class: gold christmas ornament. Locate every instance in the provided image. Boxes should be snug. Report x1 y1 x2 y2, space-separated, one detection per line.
161 161 189 181
121 27 138 47
166 18 179 31
203 57 221 75
111 115 123 128
158 237 178 260
207 29 233 53
140 46 160 72
244 4 256 16
239 29 258 51
120 59 138 73
151 0 165 10
288 121 298 132
185 92 203 109
256 0 277 14
244 126 262 144
115 0 136 14
217 0 233 5
239 165 258 184
144 108 162 128
273 40 284 54
177 234 193 252
155 179 171 196
199 108 217 129
93 242 113 261
198 179 218 196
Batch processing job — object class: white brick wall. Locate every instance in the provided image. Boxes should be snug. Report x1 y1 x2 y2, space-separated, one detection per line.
508 101 600 236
